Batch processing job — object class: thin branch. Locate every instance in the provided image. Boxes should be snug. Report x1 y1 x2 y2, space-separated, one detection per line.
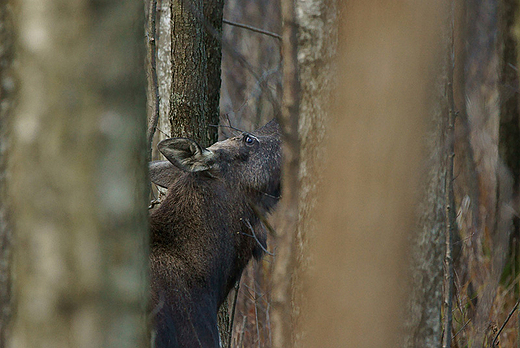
243 219 275 256
492 299 520 347
180 0 282 118
237 316 247 348
249 200 278 237
453 318 471 339
223 19 282 41
209 123 244 134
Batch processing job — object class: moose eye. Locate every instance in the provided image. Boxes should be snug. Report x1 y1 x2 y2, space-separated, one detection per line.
243 134 257 146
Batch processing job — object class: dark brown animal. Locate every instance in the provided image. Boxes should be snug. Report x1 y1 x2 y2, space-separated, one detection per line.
149 120 281 347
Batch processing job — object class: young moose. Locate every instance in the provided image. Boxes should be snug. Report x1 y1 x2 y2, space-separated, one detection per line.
149 120 281 347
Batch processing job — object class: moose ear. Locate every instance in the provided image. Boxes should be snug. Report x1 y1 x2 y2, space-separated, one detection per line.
158 138 215 172
149 160 180 188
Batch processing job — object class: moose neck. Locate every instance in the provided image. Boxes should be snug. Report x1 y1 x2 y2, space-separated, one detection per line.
149 171 263 304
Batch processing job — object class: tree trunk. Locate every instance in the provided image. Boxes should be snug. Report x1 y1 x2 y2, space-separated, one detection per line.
0 1 14 346
293 0 337 344
270 0 301 346
302 2 446 347
156 0 221 147
10 1 149 347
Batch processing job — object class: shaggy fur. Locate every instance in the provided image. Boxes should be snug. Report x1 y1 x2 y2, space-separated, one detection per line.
149 120 281 347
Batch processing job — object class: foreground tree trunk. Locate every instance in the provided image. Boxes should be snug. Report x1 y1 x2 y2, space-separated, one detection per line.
301 2 446 347
0 0 14 346
10 1 149 347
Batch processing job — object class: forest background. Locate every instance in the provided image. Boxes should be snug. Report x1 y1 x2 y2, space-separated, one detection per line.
1 0 519 347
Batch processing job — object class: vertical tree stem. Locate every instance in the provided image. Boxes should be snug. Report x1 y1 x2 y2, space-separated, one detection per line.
0 1 14 346
271 0 300 346
442 6 457 347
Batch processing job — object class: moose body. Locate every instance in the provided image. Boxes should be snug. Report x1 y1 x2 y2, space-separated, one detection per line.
149 120 281 347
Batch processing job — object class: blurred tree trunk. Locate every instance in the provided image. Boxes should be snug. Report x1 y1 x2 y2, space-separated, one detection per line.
301 1 446 348
0 1 14 346
500 0 519 242
455 0 512 344
271 0 337 346
401 9 453 347
290 0 338 346
9 1 149 347
270 0 301 346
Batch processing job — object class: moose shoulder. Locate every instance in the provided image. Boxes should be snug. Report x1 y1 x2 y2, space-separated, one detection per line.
149 120 281 347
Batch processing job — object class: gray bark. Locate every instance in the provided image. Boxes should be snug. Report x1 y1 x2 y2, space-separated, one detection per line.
164 0 221 147
403 91 447 347
149 0 222 149
10 1 149 347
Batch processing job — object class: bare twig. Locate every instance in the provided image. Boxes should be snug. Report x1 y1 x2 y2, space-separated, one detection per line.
243 219 275 256
223 19 282 41
238 316 247 348
492 299 520 347
180 0 282 118
453 318 471 339
249 200 278 237
209 123 244 134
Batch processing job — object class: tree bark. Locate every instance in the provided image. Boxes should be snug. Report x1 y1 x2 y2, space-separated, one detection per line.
10 1 149 347
271 1 301 347
302 2 446 347
293 0 337 344
164 0 221 147
0 1 14 346
403 61 448 348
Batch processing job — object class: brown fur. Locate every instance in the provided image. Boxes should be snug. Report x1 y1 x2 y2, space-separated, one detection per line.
149 120 281 347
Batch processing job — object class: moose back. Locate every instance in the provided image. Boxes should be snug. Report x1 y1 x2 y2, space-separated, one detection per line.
149 120 281 347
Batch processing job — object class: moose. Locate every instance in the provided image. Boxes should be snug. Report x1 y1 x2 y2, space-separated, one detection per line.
149 120 281 347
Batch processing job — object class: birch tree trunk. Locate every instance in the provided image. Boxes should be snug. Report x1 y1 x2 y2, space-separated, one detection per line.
10 1 149 347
